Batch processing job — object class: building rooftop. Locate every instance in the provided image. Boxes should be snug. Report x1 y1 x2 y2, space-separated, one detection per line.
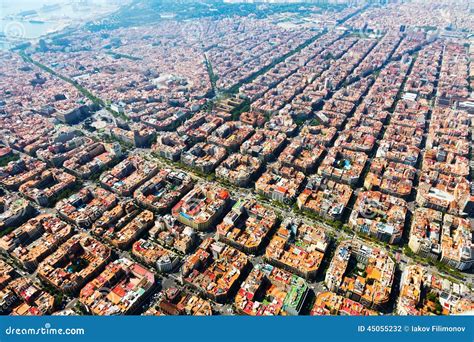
265 218 328 279
182 238 249 302
37 233 111 294
217 198 277 253
172 183 230 231
235 263 309 316
80 258 155 315
325 240 395 308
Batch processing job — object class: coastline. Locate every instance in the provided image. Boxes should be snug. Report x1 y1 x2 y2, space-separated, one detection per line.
0 3 126 51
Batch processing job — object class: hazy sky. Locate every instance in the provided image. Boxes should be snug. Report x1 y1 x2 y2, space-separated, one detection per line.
2 1 68 14
1 0 113 17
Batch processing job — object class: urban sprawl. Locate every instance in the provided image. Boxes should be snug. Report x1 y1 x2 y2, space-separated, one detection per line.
0 0 473 317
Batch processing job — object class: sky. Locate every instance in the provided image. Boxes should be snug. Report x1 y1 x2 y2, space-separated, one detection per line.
1 0 115 17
